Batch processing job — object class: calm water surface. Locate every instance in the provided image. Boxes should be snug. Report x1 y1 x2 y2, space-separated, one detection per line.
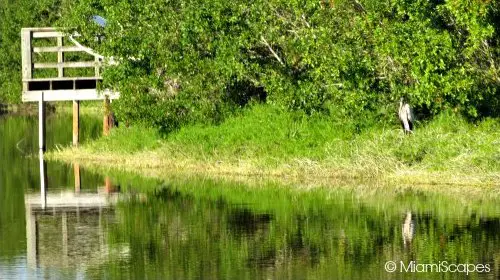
0 113 499 279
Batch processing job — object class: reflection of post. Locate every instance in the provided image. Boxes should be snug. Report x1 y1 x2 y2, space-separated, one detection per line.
39 150 47 209
99 207 104 250
74 163 81 193
62 212 68 267
105 177 112 194
25 204 37 268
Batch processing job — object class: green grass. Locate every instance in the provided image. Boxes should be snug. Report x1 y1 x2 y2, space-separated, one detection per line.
86 125 162 153
49 104 500 186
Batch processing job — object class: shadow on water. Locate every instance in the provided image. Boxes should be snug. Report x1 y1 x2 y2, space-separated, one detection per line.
1 114 500 279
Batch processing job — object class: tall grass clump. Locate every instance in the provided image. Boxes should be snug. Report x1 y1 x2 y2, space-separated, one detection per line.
346 111 500 173
163 106 500 174
165 105 360 164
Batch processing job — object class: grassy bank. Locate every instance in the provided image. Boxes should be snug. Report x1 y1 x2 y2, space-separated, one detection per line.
48 105 500 188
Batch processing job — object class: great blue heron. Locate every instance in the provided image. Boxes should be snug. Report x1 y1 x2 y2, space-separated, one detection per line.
398 97 414 134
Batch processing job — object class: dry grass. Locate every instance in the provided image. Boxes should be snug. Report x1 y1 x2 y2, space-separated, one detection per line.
47 146 500 200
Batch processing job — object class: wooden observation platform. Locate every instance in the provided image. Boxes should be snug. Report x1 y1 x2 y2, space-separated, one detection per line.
21 27 118 102
21 27 119 148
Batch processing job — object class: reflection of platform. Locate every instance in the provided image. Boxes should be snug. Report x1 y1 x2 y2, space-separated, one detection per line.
25 191 118 211
25 191 122 269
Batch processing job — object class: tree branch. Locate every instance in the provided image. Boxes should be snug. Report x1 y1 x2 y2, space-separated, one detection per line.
260 36 285 66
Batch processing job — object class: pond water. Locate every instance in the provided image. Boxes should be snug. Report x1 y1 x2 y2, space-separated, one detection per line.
0 113 499 279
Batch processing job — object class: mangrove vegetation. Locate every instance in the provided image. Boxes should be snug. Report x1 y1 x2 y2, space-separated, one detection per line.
1 0 500 182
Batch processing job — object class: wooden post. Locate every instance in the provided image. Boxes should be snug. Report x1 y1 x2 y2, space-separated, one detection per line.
57 36 64 78
103 97 112 136
21 29 32 92
73 100 79 146
39 92 46 152
39 92 47 209
74 163 81 193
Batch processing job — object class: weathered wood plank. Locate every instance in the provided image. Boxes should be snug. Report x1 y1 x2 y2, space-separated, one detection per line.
21 29 33 91
33 46 83 53
24 77 102 82
57 37 64 77
32 31 64 38
24 27 60 32
33 61 101 69
23 89 119 102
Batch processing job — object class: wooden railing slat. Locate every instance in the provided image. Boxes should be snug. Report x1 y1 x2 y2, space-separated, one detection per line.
57 37 64 77
34 61 101 69
24 77 102 82
33 46 84 53
32 31 65 38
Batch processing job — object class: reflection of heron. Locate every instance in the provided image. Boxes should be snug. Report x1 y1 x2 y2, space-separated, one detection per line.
399 97 414 134
402 211 415 247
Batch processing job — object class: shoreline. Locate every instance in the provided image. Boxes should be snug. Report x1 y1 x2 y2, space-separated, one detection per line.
47 146 500 199
45 105 500 196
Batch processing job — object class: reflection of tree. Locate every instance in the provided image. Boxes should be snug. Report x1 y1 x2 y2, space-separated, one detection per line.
228 209 272 236
97 185 500 279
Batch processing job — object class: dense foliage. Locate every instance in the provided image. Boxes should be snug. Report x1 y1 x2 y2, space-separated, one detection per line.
0 0 72 103
2 1 500 131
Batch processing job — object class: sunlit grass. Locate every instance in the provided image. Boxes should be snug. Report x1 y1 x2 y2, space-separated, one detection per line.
48 104 500 187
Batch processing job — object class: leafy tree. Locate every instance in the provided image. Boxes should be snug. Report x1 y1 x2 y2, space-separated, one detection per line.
0 0 70 103
3 0 499 129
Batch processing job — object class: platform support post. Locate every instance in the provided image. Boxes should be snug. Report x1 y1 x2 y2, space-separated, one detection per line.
103 97 113 136
38 92 45 152
73 100 79 146
74 163 81 193
38 92 47 209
